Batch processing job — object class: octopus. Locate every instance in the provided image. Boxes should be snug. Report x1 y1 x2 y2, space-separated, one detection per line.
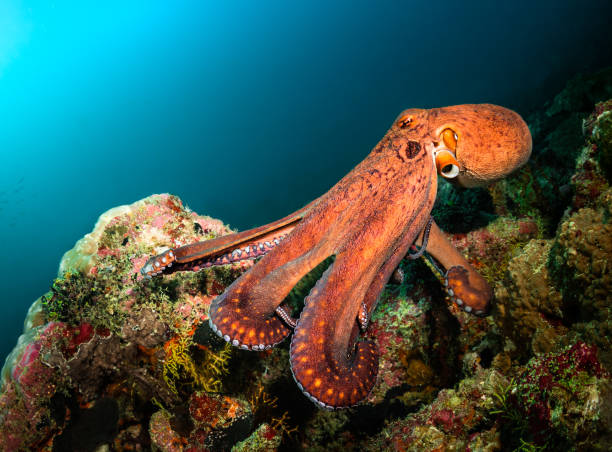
142 104 532 409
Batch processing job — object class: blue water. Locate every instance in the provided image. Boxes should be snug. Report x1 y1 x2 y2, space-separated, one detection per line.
0 0 611 360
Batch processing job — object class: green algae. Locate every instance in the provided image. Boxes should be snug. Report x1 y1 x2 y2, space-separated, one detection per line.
231 423 282 452
99 223 129 249
41 271 125 331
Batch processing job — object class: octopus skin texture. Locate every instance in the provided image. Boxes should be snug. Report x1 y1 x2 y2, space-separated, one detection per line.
142 104 532 409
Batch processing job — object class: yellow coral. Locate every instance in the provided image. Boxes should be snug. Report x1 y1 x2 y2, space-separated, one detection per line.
248 384 297 440
162 332 232 395
249 383 278 411
269 412 298 438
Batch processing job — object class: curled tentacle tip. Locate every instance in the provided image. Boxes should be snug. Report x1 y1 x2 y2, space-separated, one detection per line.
140 259 153 276
208 304 289 351
449 295 491 316
140 260 163 277
208 318 218 333
444 265 491 316
140 249 177 277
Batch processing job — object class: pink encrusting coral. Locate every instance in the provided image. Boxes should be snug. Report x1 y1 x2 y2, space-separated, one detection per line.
1 316 123 449
0 194 243 450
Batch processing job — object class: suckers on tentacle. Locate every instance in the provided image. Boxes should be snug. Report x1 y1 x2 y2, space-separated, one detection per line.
289 266 379 410
140 234 289 277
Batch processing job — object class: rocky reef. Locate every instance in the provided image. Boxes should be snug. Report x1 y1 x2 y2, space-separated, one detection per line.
1 68 612 451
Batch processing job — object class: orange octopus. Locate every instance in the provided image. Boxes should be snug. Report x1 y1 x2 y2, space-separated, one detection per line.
142 104 532 409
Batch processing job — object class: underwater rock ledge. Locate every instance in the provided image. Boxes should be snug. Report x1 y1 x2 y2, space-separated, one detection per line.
0 194 257 451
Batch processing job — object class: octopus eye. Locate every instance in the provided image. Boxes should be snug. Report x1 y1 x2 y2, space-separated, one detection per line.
442 128 458 151
397 114 413 128
435 150 460 179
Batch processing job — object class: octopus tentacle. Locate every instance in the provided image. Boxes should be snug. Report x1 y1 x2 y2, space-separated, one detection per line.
355 187 437 335
285 189 436 408
421 220 493 315
145 234 293 278
140 202 315 277
407 216 433 260
443 266 491 315
209 214 340 350
141 249 176 277
275 305 297 329
357 302 369 332
290 265 378 409
178 201 315 261
209 251 324 350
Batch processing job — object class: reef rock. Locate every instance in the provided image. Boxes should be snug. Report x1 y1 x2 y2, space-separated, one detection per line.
495 98 612 364
501 342 612 450
365 368 507 451
511 68 612 231
0 195 247 451
496 239 566 356
149 392 253 451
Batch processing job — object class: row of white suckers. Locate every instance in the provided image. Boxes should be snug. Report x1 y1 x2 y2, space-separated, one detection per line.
209 307 344 411
443 275 486 316
143 234 288 277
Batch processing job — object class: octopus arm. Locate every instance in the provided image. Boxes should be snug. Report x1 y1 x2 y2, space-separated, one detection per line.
141 201 317 276
421 220 493 315
288 194 434 409
356 207 434 335
289 262 379 409
174 202 314 263
208 202 344 350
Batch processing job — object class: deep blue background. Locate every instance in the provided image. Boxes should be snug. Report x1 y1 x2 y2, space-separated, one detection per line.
1 1 611 360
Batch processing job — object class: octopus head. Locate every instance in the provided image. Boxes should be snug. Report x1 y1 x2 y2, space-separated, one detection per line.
425 104 532 187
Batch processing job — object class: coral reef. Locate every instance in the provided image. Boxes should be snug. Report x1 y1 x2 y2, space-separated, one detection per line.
149 392 254 450
496 239 565 356
493 67 612 232
496 97 612 366
587 100 612 181
499 342 612 449
1 70 612 450
365 368 507 451
0 195 247 451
